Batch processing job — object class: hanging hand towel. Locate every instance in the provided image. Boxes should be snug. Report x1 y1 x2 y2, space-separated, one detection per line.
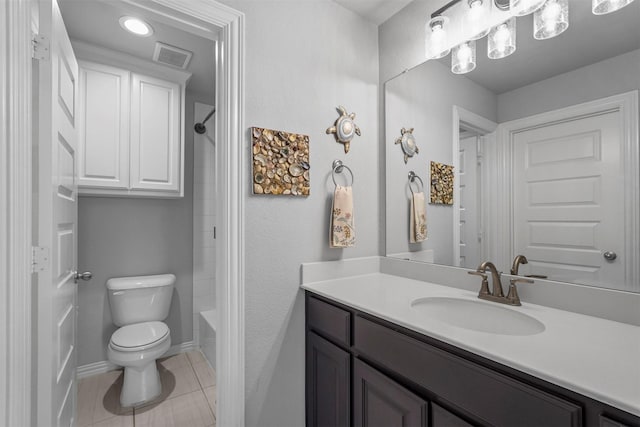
410 191 427 243
330 185 356 248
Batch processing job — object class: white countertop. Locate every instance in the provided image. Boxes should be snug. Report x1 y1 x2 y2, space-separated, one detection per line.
302 273 640 417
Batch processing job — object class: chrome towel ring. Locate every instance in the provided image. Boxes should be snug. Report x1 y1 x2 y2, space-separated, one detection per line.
332 159 354 186
408 171 424 194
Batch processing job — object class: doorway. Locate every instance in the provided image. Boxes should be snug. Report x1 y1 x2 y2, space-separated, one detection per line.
452 106 497 269
0 1 244 426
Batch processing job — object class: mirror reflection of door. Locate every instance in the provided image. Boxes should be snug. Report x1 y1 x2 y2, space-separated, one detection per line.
509 103 627 289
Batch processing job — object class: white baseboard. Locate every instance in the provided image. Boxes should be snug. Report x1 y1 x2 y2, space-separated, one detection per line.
76 340 198 379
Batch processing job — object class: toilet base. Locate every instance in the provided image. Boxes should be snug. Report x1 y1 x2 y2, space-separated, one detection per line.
121 361 162 407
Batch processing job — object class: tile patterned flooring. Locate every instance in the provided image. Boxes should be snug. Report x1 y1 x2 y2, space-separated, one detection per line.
77 351 216 427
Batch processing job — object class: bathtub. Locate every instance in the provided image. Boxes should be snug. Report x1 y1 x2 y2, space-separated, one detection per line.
199 310 216 367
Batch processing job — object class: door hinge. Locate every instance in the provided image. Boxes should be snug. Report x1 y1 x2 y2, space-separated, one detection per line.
32 246 50 273
32 33 50 61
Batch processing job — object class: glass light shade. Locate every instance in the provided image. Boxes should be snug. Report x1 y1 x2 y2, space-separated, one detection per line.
592 0 635 14
534 0 569 40
488 18 516 59
118 16 153 37
452 41 476 74
510 0 546 16
465 0 491 40
425 16 451 59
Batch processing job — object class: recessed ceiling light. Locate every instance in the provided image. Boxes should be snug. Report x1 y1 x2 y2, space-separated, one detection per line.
119 16 153 37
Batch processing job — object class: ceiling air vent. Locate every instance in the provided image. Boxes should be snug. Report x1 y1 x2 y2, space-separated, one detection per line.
153 42 193 69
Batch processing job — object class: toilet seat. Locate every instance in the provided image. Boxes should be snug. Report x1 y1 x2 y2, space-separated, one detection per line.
110 321 169 352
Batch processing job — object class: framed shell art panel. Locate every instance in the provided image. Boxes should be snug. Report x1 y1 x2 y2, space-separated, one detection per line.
251 127 310 196
430 161 454 205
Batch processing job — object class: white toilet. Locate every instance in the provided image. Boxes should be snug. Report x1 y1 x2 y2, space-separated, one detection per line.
106 274 175 407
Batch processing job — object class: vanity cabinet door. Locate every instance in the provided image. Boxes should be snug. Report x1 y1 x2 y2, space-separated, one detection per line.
130 73 182 194
306 332 351 427
431 403 474 427
78 61 130 192
353 358 428 427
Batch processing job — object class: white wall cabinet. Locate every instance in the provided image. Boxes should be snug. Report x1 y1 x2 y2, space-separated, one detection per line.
78 59 186 198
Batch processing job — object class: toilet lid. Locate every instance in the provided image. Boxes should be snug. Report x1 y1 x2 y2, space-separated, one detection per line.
110 321 169 351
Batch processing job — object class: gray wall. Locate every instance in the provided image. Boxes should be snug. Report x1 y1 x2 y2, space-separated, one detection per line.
385 59 497 264
76 93 197 367
498 49 640 122
219 1 379 425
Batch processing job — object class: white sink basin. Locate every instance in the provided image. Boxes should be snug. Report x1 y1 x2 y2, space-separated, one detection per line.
410 297 545 336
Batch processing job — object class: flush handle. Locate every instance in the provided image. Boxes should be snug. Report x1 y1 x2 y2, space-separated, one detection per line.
603 251 617 261
74 271 93 283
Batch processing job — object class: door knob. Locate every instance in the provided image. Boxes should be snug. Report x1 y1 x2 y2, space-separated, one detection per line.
74 271 93 283
603 251 617 261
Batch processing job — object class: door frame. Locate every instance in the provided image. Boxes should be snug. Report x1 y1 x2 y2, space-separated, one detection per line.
1 1 33 426
497 91 639 291
1 0 246 425
452 106 497 267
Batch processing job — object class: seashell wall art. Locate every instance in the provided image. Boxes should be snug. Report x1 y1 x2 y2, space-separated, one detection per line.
429 161 454 205
251 127 310 196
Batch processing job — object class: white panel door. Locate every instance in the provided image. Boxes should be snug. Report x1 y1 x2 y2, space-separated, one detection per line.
513 110 624 287
37 1 80 426
77 61 130 191
130 73 181 193
459 136 481 269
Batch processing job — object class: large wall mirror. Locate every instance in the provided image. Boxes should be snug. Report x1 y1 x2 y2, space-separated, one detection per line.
385 0 639 292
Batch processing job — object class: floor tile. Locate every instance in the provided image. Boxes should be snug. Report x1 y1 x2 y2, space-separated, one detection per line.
204 386 217 416
192 360 216 388
134 390 215 427
77 370 132 426
89 414 134 427
157 353 191 371
187 349 207 366
153 357 201 401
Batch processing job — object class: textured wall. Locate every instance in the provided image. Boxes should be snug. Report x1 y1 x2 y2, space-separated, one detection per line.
219 1 379 425
76 92 197 367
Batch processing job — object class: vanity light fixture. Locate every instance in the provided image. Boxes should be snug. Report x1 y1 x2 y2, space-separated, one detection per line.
425 16 451 59
119 16 154 37
510 0 546 16
466 0 491 40
592 0 636 14
488 18 516 59
534 0 569 40
452 40 476 74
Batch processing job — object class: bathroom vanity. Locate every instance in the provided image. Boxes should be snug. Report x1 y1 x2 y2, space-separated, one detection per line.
303 273 640 427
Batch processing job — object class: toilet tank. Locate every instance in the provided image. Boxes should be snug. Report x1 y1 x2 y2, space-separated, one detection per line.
106 274 175 327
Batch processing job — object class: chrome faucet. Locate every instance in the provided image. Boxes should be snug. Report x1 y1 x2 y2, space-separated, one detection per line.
468 261 534 306
511 255 528 275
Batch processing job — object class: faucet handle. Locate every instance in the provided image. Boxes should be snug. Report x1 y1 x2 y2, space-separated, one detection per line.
506 278 533 306
468 271 490 296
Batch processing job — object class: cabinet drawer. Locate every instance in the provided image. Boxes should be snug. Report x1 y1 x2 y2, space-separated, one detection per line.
432 403 474 427
354 315 582 427
307 296 351 347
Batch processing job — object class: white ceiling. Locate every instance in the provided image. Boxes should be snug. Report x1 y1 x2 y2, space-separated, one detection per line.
58 0 217 101
333 0 414 24
436 0 640 93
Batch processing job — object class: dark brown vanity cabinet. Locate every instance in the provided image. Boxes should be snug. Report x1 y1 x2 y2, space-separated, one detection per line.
305 292 640 427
